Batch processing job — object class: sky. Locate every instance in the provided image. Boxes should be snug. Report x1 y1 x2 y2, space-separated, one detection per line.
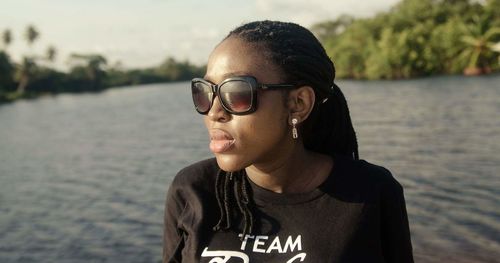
1 0 401 70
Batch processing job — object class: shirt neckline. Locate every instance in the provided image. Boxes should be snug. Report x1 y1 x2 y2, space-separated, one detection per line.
246 153 347 206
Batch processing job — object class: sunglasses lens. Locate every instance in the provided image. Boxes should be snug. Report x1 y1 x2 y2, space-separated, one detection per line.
220 80 253 113
192 81 212 113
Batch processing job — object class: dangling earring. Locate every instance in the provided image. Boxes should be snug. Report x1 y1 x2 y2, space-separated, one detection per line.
292 118 298 139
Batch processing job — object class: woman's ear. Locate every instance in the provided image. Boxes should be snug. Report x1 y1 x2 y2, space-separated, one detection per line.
287 85 315 125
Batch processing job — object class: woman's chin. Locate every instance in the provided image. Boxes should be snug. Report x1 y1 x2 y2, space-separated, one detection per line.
214 154 248 172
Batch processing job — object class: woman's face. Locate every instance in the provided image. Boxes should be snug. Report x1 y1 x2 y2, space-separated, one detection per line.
203 37 292 172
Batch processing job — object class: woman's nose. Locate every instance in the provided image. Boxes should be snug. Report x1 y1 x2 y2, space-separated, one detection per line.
207 96 230 122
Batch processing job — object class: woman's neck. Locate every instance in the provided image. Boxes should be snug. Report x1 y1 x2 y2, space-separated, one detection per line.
245 143 333 194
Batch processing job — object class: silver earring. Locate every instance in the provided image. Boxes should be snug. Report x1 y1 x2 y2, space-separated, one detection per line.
292 118 298 139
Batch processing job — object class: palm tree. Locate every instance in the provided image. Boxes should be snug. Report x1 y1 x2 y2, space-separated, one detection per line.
2 29 12 50
46 45 57 65
25 25 39 48
12 25 41 94
459 14 500 75
15 57 36 94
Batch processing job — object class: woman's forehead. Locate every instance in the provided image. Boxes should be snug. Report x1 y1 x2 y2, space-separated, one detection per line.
205 37 282 84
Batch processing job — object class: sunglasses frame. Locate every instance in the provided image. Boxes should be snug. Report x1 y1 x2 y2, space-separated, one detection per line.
191 76 296 115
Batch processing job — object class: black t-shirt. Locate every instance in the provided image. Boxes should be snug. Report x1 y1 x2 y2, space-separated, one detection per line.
163 153 414 263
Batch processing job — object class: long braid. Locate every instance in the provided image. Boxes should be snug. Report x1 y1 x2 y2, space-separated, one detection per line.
332 85 359 160
213 169 254 240
213 169 225 231
213 170 236 231
233 171 253 238
223 172 232 229
241 174 254 235
313 83 359 160
212 20 360 237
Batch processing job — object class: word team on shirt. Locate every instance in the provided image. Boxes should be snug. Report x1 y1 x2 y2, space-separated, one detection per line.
201 234 307 263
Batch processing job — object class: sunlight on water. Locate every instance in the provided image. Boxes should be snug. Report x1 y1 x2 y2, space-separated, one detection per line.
0 76 499 262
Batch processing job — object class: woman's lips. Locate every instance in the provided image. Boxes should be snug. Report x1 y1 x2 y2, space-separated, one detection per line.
210 139 235 153
209 129 235 153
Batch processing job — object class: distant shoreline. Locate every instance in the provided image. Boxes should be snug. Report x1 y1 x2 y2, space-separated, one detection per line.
2 73 499 106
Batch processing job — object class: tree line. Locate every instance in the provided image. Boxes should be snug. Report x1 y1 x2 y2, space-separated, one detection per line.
0 25 205 103
1 0 499 103
311 0 500 79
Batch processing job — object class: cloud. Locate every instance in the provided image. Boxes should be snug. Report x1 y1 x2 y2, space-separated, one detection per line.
254 0 400 26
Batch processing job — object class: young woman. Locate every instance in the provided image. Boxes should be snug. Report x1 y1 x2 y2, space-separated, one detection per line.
163 20 414 263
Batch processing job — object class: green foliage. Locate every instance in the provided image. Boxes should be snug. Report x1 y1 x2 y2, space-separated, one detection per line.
0 28 206 103
0 22 210 103
0 51 15 93
27 67 66 94
14 57 37 93
315 0 500 79
458 13 500 69
156 57 205 81
485 0 500 22
104 57 205 88
431 16 469 73
68 53 108 91
326 20 376 78
311 15 354 42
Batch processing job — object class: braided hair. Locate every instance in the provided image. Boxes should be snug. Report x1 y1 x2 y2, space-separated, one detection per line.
212 20 359 239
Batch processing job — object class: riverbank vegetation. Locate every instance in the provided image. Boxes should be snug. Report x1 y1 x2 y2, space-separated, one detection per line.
1 0 499 103
311 0 500 79
0 26 204 104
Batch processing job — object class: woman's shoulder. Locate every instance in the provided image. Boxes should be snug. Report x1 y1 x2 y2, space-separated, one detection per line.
333 154 404 196
171 158 219 188
166 158 219 208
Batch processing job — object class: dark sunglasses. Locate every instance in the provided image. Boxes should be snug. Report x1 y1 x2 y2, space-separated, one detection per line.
191 76 296 115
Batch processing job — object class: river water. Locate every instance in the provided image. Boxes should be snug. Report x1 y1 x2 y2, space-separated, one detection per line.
0 75 499 263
